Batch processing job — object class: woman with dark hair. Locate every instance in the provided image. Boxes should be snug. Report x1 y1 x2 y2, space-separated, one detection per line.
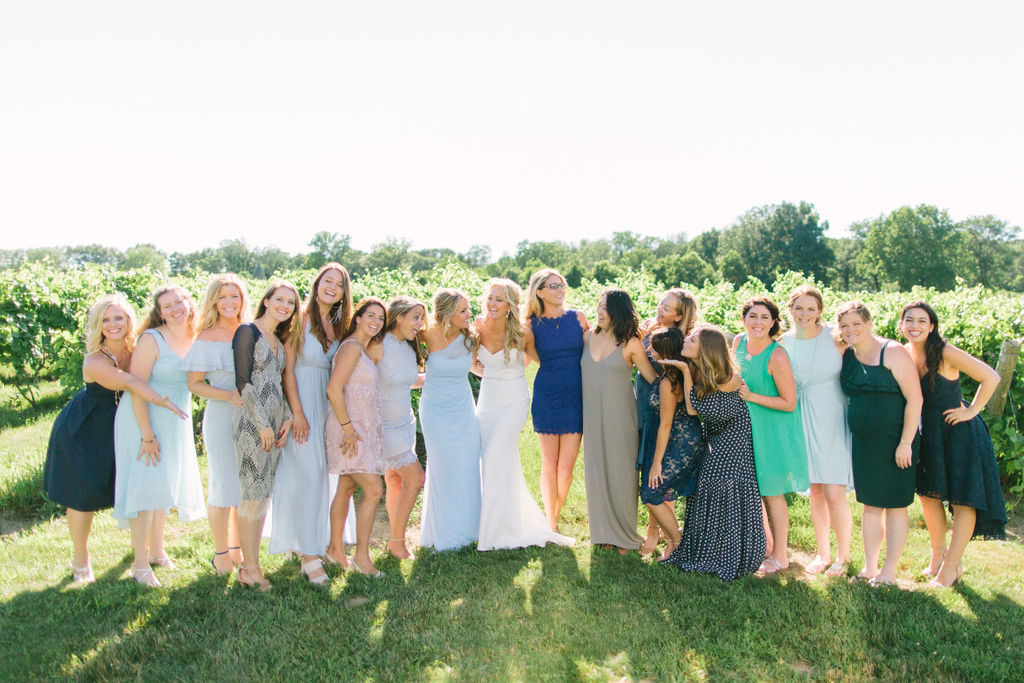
733 296 808 574
231 281 301 591
838 301 922 586
324 297 388 576
271 263 355 584
900 300 1006 587
379 296 427 560
581 288 657 552
114 284 204 587
642 326 703 560
637 289 699 555
662 325 766 581
45 294 186 584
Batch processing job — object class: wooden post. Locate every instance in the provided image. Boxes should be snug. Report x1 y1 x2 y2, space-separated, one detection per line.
987 339 1021 418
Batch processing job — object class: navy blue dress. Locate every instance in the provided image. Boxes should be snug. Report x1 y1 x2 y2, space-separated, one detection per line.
635 335 657 472
917 374 1006 539
530 310 584 434
43 382 120 511
640 375 703 504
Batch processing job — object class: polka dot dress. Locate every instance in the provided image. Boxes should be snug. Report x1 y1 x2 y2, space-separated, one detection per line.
664 387 766 581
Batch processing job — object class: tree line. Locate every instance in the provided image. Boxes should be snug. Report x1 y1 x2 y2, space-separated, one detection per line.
3 202 1021 291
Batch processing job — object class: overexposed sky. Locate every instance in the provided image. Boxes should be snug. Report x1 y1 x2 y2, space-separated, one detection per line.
2 1 1022 258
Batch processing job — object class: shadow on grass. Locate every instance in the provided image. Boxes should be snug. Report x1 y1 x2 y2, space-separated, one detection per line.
2 544 1024 679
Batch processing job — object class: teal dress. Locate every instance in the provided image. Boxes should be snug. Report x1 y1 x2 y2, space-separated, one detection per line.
735 335 809 496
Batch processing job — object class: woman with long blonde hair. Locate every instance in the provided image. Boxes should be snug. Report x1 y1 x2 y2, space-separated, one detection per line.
183 273 250 575
474 279 574 550
113 284 204 587
418 288 483 550
525 268 589 532
44 294 186 583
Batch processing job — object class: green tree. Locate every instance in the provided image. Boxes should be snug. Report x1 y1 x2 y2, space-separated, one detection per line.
719 201 834 285
719 249 747 286
956 215 1020 289
67 244 121 268
305 231 353 269
460 244 492 268
855 205 958 290
689 229 720 267
364 238 412 272
121 244 168 273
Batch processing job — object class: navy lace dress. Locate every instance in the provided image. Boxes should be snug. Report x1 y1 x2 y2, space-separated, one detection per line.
917 374 1006 539
640 374 703 504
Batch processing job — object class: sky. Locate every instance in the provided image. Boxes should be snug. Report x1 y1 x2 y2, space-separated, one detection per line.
2 1 1022 260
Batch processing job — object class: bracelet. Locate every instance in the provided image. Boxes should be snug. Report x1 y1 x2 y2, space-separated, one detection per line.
143 438 156 443
341 420 351 426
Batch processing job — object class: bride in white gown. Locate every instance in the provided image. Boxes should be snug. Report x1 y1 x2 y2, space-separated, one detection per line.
474 279 574 551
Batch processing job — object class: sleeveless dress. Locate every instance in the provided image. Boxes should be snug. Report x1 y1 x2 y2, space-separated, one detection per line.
113 330 205 527
635 334 659 481
325 338 385 476
839 343 920 508
419 335 482 551
736 335 809 496
779 326 854 488
581 336 643 550
639 374 703 505
477 346 574 551
232 323 291 502
270 322 343 556
181 339 241 508
44 382 119 511
530 310 584 434
378 333 420 470
916 374 1006 539
665 388 766 581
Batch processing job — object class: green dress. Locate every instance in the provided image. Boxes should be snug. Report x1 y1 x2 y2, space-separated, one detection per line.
736 335 809 496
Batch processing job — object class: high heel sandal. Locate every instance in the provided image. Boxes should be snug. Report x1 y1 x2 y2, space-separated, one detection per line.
237 565 272 592
301 558 330 586
133 567 161 587
324 551 349 569
228 546 242 567
351 557 382 578
71 563 95 584
148 554 176 569
928 563 964 588
210 550 232 576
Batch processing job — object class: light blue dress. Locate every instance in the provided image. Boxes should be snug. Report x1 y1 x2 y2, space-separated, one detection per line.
378 333 420 470
419 335 482 550
113 330 205 527
181 339 240 508
270 321 355 555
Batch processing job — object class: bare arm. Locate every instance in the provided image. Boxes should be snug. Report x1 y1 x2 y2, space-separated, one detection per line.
681 365 697 415
886 344 923 469
326 342 362 454
942 344 1002 424
739 347 798 412
522 326 538 366
648 378 681 489
576 310 590 332
83 352 187 419
281 340 308 445
128 333 162 465
186 371 241 406
627 338 658 383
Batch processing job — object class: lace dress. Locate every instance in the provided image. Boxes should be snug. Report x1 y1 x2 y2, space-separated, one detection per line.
639 374 703 505
232 323 291 502
325 338 385 476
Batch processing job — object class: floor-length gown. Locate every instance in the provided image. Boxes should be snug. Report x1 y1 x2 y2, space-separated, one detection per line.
477 347 574 550
419 335 482 550
270 321 354 556
581 337 643 550
113 330 205 527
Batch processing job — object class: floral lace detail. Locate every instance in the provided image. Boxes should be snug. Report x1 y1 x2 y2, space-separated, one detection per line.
326 339 385 475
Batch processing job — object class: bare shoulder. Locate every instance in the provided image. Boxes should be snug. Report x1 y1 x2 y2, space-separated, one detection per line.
366 338 384 363
722 373 742 392
575 310 589 329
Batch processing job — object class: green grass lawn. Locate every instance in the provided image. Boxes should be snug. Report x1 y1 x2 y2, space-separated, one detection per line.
2 380 1023 680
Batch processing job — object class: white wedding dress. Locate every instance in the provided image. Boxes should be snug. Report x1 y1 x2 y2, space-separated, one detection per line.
476 347 574 551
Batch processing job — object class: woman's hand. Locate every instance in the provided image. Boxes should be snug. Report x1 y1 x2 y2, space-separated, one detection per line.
138 436 161 466
228 389 243 408
942 404 977 425
895 442 913 469
738 380 752 401
648 461 663 489
259 427 275 452
291 412 310 445
161 397 189 420
342 426 362 456
275 419 293 449
658 358 686 369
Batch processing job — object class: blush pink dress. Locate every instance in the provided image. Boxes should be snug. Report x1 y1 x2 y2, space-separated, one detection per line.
325 338 385 476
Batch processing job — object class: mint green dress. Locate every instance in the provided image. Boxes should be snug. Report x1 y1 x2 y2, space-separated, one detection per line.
736 335 809 496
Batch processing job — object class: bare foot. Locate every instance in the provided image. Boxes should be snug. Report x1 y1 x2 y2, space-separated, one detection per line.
640 534 659 555
386 538 414 560
658 538 679 562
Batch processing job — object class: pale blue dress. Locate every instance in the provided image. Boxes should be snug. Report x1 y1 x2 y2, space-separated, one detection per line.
419 335 482 551
378 333 420 470
181 339 241 507
113 330 205 527
270 321 354 555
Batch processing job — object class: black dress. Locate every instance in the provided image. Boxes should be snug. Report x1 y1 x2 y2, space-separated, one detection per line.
840 343 919 508
665 388 765 581
43 382 120 511
917 374 1007 539
639 374 703 505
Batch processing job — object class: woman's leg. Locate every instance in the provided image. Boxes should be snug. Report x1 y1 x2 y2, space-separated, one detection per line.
647 501 682 560
385 462 424 559
874 507 909 583
919 494 948 576
824 484 853 565
208 504 234 573
351 473 384 574
237 498 270 587
808 484 831 567
67 508 94 570
148 509 169 561
764 495 790 567
553 433 582 530
858 504 883 579
326 476 356 565
933 504 976 586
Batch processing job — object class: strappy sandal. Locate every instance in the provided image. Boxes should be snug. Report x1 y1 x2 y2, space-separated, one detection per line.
148 554 176 569
210 550 232 576
301 558 329 586
805 556 829 575
824 560 848 577
350 557 382 578
133 567 161 587
237 565 272 592
71 564 95 584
